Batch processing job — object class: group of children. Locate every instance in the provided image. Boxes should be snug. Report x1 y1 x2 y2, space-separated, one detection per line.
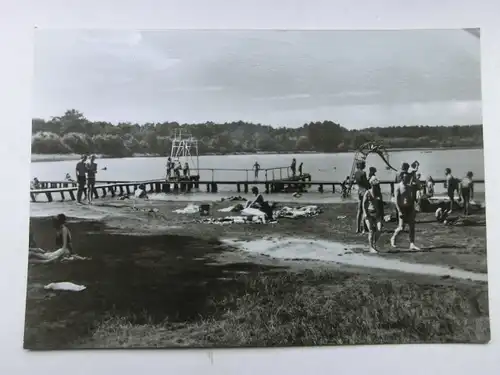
353 160 476 253
166 157 190 179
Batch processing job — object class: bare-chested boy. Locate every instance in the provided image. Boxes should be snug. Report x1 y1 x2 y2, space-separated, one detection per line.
391 172 421 251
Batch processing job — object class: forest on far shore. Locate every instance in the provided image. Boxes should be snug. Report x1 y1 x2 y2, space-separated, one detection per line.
32 110 484 157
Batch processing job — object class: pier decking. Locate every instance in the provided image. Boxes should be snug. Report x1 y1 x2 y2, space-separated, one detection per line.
29 176 483 203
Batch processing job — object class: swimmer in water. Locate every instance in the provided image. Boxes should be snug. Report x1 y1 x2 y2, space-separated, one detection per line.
362 176 384 253
391 173 421 251
460 171 475 216
354 161 370 233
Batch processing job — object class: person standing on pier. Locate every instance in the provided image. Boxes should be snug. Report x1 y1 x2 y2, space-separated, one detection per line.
298 162 303 176
253 161 261 180
87 155 98 204
183 162 190 178
391 172 421 251
290 158 297 177
166 157 173 179
354 161 370 234
75 155 87 204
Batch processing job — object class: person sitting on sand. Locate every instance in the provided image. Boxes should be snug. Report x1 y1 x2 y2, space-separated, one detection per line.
391 173 421 251
29 214 88 264
362 176 384 253
354 161 370 233
247 186 274 221
444 168 460 214
460 171 475 216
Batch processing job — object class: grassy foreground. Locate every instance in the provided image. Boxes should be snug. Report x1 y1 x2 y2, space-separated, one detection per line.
83 270 489 348
25 201 490 349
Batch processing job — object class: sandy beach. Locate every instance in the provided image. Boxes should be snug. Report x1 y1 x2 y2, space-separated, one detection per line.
24 196 489 349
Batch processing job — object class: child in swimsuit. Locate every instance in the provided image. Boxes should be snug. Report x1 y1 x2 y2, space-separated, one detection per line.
460 171 474 216
362 176 384 253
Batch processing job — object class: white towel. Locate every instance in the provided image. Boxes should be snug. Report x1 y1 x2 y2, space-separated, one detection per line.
44 282 86 292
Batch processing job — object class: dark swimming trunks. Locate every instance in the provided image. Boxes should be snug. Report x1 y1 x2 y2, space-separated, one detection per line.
77 175 86 187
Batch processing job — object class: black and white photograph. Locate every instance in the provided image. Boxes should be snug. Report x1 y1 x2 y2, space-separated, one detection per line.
25 28 489 350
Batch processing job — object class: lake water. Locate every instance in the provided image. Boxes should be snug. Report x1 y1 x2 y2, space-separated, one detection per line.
31 149 485 194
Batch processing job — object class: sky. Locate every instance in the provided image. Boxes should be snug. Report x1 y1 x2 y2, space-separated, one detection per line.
33 29 482 129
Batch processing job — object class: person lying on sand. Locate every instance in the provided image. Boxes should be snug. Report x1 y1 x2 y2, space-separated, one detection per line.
362 176 384 253
246 186 274 221
391 173 421 251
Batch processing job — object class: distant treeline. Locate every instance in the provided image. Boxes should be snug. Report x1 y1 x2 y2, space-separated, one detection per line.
31 109 484 158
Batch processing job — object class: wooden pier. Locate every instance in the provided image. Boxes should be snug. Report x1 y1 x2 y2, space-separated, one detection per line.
29 176 483 203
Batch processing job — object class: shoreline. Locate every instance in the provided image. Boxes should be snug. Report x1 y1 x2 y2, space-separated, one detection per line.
31 146 484 163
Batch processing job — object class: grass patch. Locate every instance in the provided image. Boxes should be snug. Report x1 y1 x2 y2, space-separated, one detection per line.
82 269 490 348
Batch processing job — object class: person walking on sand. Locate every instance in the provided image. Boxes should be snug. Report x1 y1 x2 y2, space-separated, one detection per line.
86 155 98 204
290 158 297 177
253 161 261 180
444 168 460 214
75 155 87 204
391 173 420 251
354 161 371 234
460 171 475 216
363 176 384 253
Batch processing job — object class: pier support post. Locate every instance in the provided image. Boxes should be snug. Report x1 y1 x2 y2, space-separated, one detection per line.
390 183 395 196
237 183 241 193
150 183 155 193
109 187 115 197
332 184 335 194
101 187 106 198
69 190 75 200
265 183 269 194
244 183 248 194
187 182 193 192
60 192 65 201
125 185 131 195
206 183 210 192
173 183 179 192
45 192 53 202
318 184 324 193
155 182 161 193
30 193 36 202
119 186 124 196
161 183 168 193
180 182 186 193
211 183 218 193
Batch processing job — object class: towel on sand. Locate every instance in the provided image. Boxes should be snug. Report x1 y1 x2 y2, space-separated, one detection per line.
173 204 199 214
44 282 86 292
275 205 322 219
